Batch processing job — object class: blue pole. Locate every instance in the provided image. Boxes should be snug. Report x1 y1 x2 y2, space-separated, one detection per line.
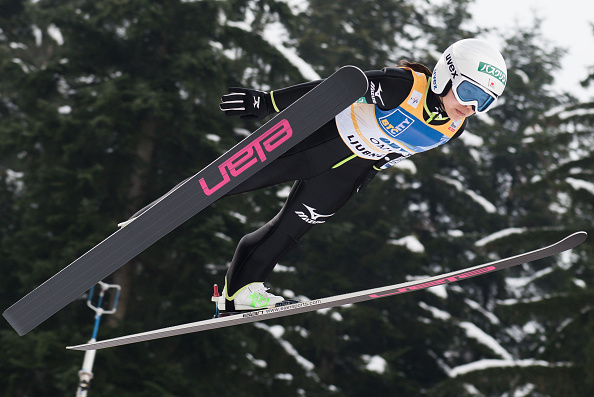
76 282 121 397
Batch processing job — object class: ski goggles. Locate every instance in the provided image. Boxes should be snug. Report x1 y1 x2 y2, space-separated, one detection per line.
453 79 497 113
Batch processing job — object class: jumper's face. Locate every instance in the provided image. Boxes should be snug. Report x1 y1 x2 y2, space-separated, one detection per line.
441 89 475 121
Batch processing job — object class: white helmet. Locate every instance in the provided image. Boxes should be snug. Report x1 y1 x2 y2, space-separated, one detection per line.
431 38 507 113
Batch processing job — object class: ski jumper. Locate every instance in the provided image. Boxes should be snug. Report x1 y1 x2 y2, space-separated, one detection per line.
223 67 468 299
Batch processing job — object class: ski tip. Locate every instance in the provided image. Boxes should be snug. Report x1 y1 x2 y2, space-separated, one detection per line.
339 64 364 73
568 231 588 246
335 65 368 90
343 64 367 77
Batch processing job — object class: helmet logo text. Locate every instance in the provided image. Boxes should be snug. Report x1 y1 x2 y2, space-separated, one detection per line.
478 62 507 86
445 54 458 79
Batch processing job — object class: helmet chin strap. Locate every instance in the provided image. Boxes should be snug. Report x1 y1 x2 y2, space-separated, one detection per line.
425 85 449 123
437 96 446 113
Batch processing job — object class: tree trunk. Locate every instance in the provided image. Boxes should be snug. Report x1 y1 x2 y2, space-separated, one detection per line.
108 118 157 326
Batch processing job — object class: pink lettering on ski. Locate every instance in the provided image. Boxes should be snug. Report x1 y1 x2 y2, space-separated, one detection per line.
199 119 293 195
368 265 497 298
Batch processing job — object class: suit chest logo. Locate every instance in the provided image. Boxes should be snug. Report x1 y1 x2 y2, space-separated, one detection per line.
378 109 415 139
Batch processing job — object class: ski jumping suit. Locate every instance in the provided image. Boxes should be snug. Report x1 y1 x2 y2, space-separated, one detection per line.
224 67 468 299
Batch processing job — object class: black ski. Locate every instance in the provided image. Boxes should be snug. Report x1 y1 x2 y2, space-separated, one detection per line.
4 66 369 336
67 231 587 350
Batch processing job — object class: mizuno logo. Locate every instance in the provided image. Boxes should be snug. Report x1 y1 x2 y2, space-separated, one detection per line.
370 82 385 106
295 204 334 224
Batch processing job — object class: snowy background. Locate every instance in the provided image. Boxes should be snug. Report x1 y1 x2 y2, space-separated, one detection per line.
469 0 594 100
0 1 592 396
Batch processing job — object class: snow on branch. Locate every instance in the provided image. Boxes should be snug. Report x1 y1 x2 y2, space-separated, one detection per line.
253 323 316 375
262 22 321 81
222 4 320 81
435 175 497 214
458 322 512 361
449 358 571 378
566 177 594 196
474 228 527 247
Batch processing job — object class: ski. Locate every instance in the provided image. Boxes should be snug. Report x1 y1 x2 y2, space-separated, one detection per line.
4 66 369 336
67 231 587 351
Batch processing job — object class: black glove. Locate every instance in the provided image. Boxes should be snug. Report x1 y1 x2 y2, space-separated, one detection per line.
219 87 271 120
357 168 379 193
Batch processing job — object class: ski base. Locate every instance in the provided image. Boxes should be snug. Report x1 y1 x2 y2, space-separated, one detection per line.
67 231 587 351
4 65 369 336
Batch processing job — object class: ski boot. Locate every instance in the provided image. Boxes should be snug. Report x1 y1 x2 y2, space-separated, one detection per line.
212 283 298 318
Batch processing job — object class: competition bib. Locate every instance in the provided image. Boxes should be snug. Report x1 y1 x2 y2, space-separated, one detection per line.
335 69 464 160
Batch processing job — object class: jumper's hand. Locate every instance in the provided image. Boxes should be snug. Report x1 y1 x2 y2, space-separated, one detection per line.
357 168 379 193
219 88 270 120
